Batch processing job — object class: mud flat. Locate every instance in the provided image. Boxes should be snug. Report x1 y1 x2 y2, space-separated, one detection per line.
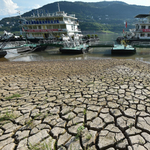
0 59 150 150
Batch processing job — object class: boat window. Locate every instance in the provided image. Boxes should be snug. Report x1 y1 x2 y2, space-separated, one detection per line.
60 25 66 29
140 33 145 37
38 26 41 29
63 17 68 21
141 25 146 29
136 25 139 30
71 25 74 30
54 25 59 28
148 26 150 29
58 18 63 21
42 25 46 29
47 25 51 29
148 34 150 37
33 26 37 29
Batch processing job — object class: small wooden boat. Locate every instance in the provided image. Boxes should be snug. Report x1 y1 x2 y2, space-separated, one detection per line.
111 44 136 55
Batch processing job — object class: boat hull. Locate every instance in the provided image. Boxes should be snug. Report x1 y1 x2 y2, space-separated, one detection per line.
60 47 89 54
60 49 84 54
34 46 47 52
0 51 7 58
111 45 136 55
111 49 136 55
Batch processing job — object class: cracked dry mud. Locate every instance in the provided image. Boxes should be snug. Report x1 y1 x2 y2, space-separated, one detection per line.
0 59 150 150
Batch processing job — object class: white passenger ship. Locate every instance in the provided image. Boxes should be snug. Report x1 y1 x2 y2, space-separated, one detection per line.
20 6 82 42
117 13 150 44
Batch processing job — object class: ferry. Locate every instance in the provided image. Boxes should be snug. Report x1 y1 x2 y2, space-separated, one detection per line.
19 4 82 43
116 13 150 45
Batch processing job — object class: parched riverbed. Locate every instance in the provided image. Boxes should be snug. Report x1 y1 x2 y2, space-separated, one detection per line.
0 59 150 150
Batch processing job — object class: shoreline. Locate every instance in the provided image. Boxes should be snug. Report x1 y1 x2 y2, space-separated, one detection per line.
0 59 150 78
0 59 150 149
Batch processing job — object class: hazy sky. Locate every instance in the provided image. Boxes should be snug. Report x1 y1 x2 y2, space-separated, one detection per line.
0 0 150 20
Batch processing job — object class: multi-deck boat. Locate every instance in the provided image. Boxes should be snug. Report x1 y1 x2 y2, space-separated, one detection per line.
0 31 24 42
20 7 82 43
117 13 150 45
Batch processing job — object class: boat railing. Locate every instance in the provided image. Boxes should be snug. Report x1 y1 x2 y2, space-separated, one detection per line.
69 14 75 17
25 11 72 19
135 20 150 24
61 34 84 48
9 41 26 47
39 39 60 44
131 41 150 46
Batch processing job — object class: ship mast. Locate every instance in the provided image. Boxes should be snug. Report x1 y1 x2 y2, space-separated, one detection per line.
58 3 60 12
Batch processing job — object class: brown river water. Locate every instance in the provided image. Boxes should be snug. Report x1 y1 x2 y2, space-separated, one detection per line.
1 33 150 64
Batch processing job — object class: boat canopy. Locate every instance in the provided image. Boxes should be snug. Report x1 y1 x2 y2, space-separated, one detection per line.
135 14 150 18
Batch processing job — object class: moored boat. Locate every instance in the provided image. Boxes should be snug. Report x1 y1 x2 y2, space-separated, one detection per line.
59 34 89 54
116 13 150 44
19 3 83 43
111 44 136 55
0 31 25 42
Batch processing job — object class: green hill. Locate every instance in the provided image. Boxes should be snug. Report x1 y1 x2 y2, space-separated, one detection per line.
0 1 150 33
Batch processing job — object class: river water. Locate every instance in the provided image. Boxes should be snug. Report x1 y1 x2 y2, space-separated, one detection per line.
1 33 150 63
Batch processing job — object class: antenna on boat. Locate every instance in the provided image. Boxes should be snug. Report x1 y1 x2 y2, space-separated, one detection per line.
17 11 21 17
58 3 60 12
18 10 27 22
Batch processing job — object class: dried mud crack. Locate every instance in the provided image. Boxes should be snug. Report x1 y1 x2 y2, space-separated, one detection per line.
0 59 150 150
